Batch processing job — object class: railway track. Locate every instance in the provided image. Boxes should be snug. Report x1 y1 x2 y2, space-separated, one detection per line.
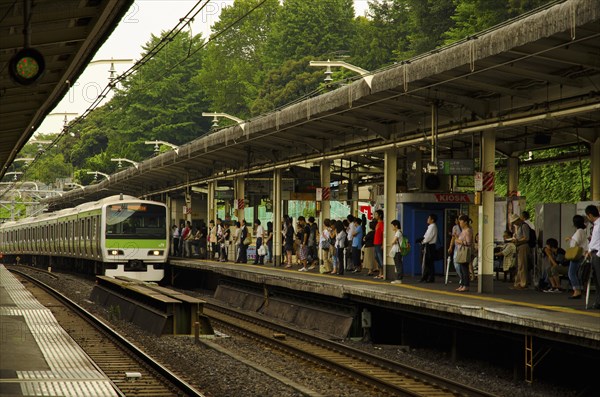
204 300 498 397
10 269 204 397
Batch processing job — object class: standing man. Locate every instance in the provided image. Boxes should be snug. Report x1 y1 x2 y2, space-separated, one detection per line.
521 210 536 285
511 213 530 290
171 225 180 256
373 210 384 279
584 205 600 309
420 214 438 283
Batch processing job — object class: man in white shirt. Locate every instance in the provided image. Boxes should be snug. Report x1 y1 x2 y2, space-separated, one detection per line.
420 214 438 283
584 205 600 309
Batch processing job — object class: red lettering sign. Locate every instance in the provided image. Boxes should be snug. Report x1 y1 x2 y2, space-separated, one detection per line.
434 194 471 203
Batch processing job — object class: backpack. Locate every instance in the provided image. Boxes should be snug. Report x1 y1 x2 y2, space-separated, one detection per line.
399 236 411 256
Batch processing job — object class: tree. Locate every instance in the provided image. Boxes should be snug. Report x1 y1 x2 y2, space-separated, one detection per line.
444 0 553 44
63 30 211 177
194 0 279 118
250 56 324 115
350 1 411 71
264 0 356 66
394 0 456 60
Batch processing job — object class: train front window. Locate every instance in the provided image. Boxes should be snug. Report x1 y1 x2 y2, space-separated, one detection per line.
105 203 166 239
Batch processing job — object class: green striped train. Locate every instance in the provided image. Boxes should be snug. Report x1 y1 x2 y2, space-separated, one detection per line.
0 195 168 281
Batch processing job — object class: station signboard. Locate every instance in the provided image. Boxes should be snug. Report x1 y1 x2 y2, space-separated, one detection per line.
437 159 474 175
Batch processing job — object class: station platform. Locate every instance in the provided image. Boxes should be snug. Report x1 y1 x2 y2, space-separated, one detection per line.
0 265 118 397
168 258 600 348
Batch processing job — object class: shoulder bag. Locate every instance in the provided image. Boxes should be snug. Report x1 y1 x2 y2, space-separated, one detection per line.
564 246 583 261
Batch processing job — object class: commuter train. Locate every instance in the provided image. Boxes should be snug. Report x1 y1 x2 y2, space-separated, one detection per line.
0 195 168 281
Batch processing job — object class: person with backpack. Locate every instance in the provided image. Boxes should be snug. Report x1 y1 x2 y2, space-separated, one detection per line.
390 220 409 284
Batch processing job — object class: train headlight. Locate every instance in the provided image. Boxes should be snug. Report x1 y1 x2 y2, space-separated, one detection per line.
109 250 124 256
148 250 163 256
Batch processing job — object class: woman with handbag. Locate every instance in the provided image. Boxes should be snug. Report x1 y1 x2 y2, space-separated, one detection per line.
454 214 473 292
565 215 588 299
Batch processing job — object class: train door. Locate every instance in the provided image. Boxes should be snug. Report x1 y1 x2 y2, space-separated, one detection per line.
410 209 445 276
94 216 100 258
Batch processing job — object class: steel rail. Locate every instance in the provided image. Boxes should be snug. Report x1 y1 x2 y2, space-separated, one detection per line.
204 300 499 397
10 268 205 397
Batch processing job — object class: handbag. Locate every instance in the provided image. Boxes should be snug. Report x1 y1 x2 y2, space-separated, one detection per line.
243 237 251 246
257 245 266 256
455 245 470 263
564 246 583 261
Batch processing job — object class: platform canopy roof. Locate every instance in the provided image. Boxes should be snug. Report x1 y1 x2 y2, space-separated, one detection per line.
0 0 134 179
38 0 600 209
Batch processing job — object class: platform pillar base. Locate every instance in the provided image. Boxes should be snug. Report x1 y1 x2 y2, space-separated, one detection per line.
479 273 494 293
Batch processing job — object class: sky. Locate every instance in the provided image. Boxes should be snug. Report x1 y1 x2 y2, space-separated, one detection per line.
35 0 370 136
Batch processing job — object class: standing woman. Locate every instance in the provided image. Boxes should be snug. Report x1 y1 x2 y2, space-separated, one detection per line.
454 214 473 292
265 221 274 265
566 215 588 299
363 220 376 276
334 220 347 275
284 218 295 268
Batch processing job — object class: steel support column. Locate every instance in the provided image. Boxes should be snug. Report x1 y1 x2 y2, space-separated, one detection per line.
272 169 282 266
207 181 216 224
234 176 245 223
384 149 397 280
478 131 495 293
507 157 519 196
320 160 331 265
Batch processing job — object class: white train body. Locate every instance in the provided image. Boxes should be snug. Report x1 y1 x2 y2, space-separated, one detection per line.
0 195 168 281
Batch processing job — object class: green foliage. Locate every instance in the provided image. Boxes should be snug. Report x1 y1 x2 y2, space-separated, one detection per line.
349 1 411 70
394 0 457 60
251 56 324 115
195 0 279 118
264 0 356 66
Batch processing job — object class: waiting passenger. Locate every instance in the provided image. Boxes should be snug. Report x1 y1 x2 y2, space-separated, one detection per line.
541 238 562 293
284 217 294 268
390 220 404 284
419 213 438 283
351 218 363 273
448 216 462 283
363 220 376 276
584 205 600 310
171 225 180 256
237 220 249 264
495 230 517 282
297 216 310 272
319 219 333 273
565 215 588 299
307 216 319 270
253 219 264 265
454 214 473 292
265 221 274 265
334 220 346 275
510 213 529 290
219 222 231 262
373 210 384 279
